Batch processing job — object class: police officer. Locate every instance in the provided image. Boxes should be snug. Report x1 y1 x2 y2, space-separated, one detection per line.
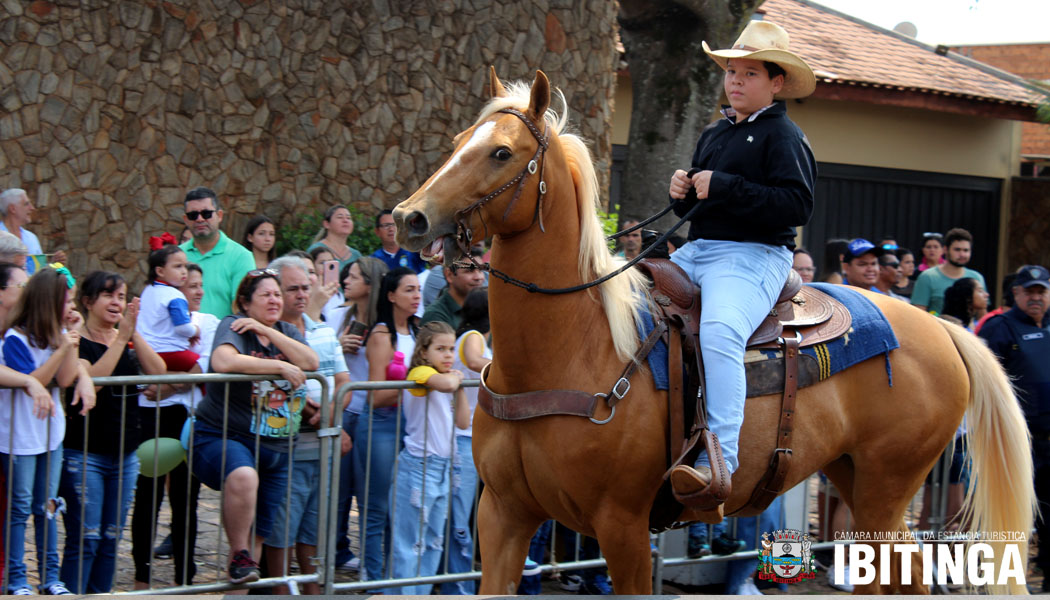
977 264 1050 589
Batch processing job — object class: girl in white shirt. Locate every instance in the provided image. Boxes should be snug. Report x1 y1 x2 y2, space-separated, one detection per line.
388 321 469 595
0 267 85 595
138 237 200 373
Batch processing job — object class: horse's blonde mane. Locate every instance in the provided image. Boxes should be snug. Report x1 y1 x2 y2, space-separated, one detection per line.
478 80 646 362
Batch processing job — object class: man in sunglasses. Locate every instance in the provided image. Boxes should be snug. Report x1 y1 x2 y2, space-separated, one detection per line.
873 254 907 300
420 249 486 331
179 187 256 318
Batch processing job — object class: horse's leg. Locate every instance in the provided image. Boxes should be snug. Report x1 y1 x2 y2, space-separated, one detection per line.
476 486 542 595
592 509 654 594
846 466 930 594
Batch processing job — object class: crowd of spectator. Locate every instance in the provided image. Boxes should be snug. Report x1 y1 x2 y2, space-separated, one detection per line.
0 185 497 595
2 180 1047 595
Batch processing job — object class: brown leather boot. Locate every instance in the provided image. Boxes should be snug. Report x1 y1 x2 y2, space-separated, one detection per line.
670 464 712 496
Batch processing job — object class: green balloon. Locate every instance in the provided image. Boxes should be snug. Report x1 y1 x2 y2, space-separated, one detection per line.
136 437 186 478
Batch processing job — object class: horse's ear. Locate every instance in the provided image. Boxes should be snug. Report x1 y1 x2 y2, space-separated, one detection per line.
526 70 550 122
489 66 507 98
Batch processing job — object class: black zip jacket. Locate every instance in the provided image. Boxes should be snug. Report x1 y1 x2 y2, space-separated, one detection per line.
671 101 816 249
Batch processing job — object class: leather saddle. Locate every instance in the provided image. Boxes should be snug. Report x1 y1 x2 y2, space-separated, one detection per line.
640 259 850 351
635 259 852 529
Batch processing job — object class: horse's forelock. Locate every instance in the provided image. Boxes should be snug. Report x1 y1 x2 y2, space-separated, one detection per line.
477 80 567 138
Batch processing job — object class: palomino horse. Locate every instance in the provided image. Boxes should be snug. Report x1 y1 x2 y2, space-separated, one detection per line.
393 69 1035 594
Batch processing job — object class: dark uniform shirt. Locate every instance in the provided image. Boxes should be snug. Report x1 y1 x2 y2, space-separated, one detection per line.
978 305 1050 434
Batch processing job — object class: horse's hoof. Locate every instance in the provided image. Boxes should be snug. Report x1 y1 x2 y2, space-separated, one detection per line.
670 464 711 495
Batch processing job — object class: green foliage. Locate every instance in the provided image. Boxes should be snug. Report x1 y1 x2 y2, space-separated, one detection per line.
599 205 620 252
275 205 382 257
1039 102 1050 125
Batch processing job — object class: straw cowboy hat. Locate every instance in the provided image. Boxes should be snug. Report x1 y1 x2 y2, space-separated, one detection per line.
702 21 816 99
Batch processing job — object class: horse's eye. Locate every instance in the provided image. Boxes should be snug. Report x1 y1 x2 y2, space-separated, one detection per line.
492 147 512 161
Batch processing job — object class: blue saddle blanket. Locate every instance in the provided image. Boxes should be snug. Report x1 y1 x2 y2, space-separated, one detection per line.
639 282 899 390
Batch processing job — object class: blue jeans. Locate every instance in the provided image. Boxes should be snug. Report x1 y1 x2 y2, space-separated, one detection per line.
440 435 478 594
671 239 793 473
335 411 358 565
388 451 451 595
353 406 401 581
58 449 138 593
687 517 730 544
1 449 64 592
725 496 786 593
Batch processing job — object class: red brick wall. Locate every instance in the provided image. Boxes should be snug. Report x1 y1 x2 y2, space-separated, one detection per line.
953 44 1050 156
953 44 1050 80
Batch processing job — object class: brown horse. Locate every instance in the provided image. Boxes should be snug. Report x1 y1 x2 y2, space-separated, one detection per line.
393 69 1035 594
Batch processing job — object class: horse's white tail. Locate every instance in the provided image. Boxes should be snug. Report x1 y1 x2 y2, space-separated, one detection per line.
940 319 1036 595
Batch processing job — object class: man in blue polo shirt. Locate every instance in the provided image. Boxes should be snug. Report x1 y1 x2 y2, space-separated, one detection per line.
978 264 1050 589
371 210 426 273
179 187 256 318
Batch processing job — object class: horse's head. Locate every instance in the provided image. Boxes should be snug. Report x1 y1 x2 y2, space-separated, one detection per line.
394 68 554 264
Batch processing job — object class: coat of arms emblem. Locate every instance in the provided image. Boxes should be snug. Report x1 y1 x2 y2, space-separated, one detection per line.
758 529 816 584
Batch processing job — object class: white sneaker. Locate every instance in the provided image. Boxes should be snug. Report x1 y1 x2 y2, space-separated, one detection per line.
733 577 763 595
40 583 74 595
340 556 360 571
522 557 542 576
11 588 33 595
827 565 854 593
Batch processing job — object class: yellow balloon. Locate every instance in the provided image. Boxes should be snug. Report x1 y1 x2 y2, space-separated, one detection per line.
136 437 186 478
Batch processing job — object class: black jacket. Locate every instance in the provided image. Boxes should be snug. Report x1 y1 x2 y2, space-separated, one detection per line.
672 101 816 249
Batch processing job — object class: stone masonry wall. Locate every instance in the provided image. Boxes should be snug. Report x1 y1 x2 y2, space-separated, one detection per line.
0 0 619 287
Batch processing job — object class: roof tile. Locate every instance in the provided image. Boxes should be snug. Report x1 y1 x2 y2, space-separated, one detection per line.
759 0 1047 106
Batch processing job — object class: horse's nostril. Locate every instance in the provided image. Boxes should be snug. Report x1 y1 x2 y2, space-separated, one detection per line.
407 211 429 235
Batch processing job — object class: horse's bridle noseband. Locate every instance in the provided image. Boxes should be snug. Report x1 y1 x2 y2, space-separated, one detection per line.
452 108 549 259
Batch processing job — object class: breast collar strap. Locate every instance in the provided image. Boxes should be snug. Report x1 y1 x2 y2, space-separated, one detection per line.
453 108 549 258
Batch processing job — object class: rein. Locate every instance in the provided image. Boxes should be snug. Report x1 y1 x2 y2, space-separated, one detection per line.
450 108 701 295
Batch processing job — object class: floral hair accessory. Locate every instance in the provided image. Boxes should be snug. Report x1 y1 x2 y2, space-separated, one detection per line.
49 262 76 289
149 232 178 251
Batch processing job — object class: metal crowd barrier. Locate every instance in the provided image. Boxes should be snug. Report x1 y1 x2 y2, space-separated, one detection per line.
0 375 961 595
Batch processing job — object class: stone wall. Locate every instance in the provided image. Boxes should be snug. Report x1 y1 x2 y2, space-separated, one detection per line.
0 0 619 287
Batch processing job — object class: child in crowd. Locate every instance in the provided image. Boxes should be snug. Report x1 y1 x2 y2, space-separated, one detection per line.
131 262 212 589
388 321 470 595
138 235 201 373
440 288 491 594
1 267 85 595
243 215 276 270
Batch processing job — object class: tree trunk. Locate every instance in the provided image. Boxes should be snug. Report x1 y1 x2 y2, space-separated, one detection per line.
616 0 760 232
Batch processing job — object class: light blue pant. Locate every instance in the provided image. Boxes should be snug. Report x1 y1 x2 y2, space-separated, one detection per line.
388 451 451 595
352 406 401 582
59 449 139 593
1 449 65 592
671 238 793 473
440 435 478 594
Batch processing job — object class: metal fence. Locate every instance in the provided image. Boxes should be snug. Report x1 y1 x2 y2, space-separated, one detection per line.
0 374 960 595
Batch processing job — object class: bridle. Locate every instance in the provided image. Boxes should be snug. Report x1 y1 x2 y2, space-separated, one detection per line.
448 106 702 295
452 108 550 259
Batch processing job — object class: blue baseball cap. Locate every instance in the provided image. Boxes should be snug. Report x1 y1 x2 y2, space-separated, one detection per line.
843 238 884 262
1015 265 1050 289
